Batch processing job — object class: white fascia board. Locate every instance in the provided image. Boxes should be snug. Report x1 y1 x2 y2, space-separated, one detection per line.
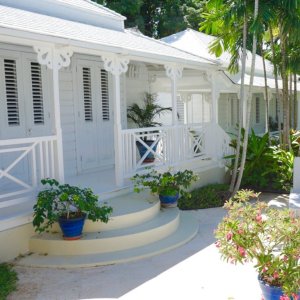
0 27 219 71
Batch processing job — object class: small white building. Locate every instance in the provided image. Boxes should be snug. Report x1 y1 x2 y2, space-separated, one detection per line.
162 29 300 135
0 0 232 262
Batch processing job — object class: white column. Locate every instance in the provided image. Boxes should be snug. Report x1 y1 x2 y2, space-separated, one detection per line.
34 46 73 182
102 54 129 187
209 72 220 124
165 64 183 125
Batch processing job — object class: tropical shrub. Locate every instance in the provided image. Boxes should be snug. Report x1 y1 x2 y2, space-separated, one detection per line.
227 129 294 192
178 184 230 210
215 193 300 298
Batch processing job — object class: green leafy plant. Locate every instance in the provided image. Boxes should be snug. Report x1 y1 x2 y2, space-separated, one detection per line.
33 178 113 233
226 128 294 192
131 169 198 198
215 193 300 298
127 92 171 129
178 183 230 210
0 263 18 300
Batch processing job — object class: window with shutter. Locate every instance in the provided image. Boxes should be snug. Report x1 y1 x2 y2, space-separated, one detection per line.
255 96 260 123
31 62 44 124
83 67 93 121
101 69 110 121
4 59 19 126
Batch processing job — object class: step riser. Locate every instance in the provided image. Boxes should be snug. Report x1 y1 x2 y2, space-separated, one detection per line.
17 212 199 268
50 201 160 233
29 213 180 255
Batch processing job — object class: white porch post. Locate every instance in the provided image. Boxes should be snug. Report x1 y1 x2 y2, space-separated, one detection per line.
34 46 73 182
102 54 129 187
165 64 183 163
208 72 220 124
165 64 183 125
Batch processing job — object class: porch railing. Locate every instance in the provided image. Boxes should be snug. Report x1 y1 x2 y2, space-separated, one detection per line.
121 123 232 177
0 135 58 206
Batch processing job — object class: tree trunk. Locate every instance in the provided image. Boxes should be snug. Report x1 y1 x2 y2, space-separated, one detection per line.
269 28 281 136
290 73 293 128
294 73 298 129
229 5 247 193
262 50 269 135
279 28 290 150
232 0 259 195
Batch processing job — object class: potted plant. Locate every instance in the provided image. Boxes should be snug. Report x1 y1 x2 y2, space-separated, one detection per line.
33 178 113 240
215 190 300 300
127 92 172 162
131 168 198 207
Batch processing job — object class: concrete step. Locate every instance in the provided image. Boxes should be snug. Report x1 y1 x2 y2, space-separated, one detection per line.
29 207 180 255
16 211 198 268
50 190 160 233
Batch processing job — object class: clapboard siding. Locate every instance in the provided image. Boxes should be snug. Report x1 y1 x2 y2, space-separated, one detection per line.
59 68 77 177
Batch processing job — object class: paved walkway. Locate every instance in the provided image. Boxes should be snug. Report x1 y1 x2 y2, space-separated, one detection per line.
8 193 289 300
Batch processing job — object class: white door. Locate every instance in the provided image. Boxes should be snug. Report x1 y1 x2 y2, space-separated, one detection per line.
75 59 114 173
0 50 52 193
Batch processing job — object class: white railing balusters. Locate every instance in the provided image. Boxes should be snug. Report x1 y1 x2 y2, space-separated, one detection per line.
121 123 228 177
0 136 58 205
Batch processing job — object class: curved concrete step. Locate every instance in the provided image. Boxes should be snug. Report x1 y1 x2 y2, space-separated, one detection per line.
29 208 180 255
50 191 160 233
16 211 198 268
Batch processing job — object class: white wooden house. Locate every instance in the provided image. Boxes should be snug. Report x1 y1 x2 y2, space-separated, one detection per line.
162 29 300 135
0 0 235 263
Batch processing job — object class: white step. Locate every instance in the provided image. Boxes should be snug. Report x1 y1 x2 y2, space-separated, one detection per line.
29 208 180 255
49 190 160 233
16 211 198 268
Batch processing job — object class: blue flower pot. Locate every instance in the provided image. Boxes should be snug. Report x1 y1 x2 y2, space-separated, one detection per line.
58 214 86 240
258 276 300 300
159 193 179 208
136 140 158 163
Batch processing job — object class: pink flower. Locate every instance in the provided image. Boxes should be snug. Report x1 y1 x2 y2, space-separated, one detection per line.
262 266 268 273
280 296 290 300
215 241 221 248
226 232 233 241
292 294 299 300
273 271 279 279
256 214 263 223
238 246 246 257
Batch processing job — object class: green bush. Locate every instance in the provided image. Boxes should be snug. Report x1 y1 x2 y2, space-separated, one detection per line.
178 184 230 210
0 263 18 300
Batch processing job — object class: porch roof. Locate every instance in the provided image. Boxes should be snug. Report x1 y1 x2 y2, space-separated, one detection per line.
0 5 216 68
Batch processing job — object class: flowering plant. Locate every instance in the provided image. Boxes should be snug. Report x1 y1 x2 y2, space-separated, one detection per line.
215 190 300 299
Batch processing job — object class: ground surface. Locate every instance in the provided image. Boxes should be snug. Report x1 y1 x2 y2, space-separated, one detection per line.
8 193 289 300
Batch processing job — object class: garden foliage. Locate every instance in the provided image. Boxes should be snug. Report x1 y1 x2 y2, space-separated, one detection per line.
226 129 296 192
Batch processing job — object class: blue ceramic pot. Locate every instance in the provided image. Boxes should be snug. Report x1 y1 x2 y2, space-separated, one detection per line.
136 140 158 163
159 193 179 208
258 276 300 300
58 213 86 240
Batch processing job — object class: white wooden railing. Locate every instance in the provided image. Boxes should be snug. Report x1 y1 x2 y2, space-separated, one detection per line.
0 135 58 204
121 123 232 177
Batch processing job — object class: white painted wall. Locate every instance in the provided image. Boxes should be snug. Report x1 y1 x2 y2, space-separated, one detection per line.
59 67 77 177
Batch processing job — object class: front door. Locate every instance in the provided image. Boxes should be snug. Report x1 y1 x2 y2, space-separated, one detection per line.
75 59 114 173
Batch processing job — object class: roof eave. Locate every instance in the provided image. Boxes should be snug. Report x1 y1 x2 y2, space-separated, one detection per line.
0 26 218 70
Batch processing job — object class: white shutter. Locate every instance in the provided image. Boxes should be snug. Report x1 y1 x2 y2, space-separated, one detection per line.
177 95 184 124
82 67 93 122
4 59 19 126
30 62 44 125
100 69 110 121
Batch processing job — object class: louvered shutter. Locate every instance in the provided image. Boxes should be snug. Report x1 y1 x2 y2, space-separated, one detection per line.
31 62 44 125
177 95 184 124
101 69 110 121
82 67 93 122
4 59 19 126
